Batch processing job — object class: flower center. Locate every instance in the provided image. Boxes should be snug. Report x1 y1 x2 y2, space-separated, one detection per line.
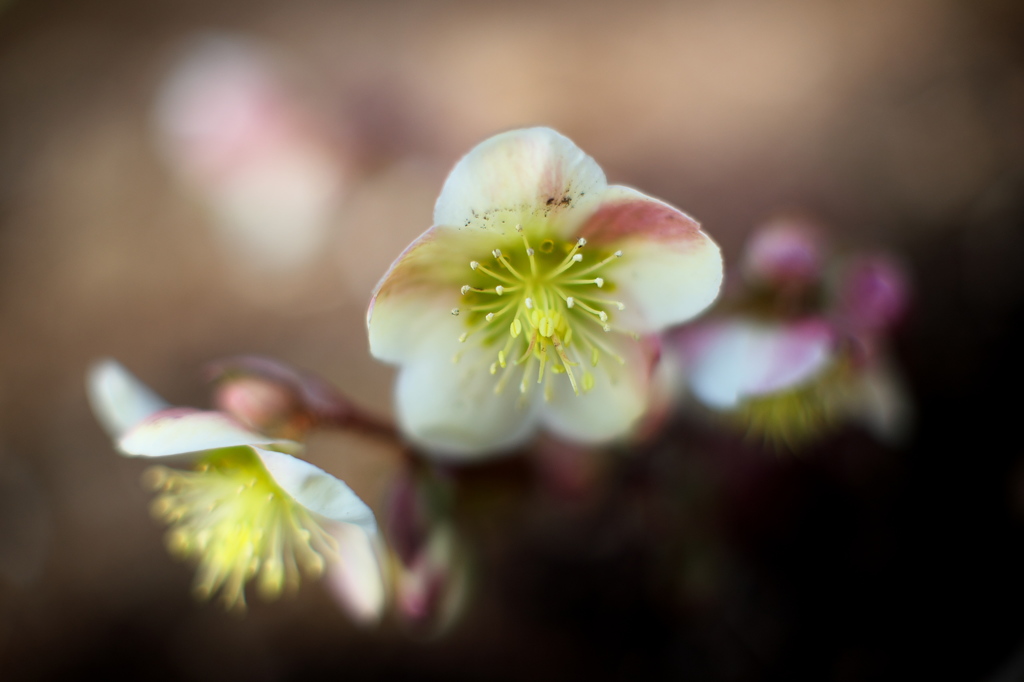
451 225 628 400
144 447 337 610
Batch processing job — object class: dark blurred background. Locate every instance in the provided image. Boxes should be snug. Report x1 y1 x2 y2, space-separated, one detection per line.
2 0 1024 679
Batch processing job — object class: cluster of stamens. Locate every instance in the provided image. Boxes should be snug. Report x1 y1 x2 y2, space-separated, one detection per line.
450 224 630 400
144 447 337 611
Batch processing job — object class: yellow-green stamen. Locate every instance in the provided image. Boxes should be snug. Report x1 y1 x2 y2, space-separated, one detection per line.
450 225 629 399
144 447 337 611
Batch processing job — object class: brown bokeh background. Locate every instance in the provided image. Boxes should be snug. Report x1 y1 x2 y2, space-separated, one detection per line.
2 0 1024 679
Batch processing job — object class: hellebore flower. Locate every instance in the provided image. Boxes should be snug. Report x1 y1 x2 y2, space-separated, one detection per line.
87 359 383 614
674 219 911 448
367 127 722 458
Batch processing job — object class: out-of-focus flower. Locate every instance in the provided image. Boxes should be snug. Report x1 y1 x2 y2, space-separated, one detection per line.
87 360 384 615
154 35 349 284
367 127 723 458
675 219 911 448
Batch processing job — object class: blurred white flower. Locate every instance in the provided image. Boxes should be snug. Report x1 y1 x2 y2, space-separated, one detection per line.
87 359 385 617
367 127 723 458
673 221 912 448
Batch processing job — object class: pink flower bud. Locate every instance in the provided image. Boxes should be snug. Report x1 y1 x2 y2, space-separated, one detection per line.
207 355 388 439
213 375 305 439
743 218 823 287
838 255 908 333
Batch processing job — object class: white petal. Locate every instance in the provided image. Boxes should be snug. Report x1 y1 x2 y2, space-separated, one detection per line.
325 522 389 625
118 409 290 457
578 187 723 332
433 127 606 240
87 359 171 439
368 226 498 364
541 335 654 444
394 312 538 459
252 447 377 533
682 320 834 409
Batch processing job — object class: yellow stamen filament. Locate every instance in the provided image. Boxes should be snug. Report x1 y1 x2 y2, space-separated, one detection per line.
456 232 633 397
144 448 337 611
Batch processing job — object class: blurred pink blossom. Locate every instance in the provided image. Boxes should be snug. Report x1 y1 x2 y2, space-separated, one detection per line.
673 219 911 447
154 36 350 280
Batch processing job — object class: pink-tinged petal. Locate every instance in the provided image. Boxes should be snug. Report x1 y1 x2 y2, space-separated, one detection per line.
681 319 835 409
324 522 389 625
393 313 538 458
577 187 723 332
368 226 499 364
253 447 377 533
87 359 170 439
433 127 606 239
541 335 656 445
742 217 823 287
117 409 290 458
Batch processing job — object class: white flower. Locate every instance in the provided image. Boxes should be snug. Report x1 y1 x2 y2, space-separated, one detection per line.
367 127 722 458
87 359 384 615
